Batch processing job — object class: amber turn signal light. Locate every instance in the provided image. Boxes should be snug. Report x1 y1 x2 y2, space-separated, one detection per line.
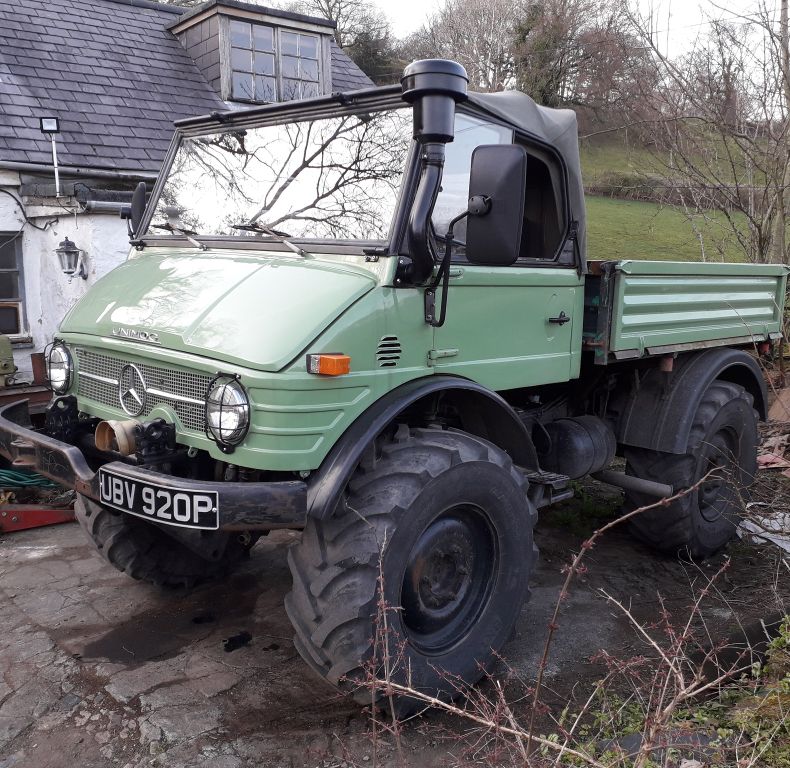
306 353 351 376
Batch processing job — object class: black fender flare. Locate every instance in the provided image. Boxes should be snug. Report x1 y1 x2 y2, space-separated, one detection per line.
307 375 537 519
616 348 767 454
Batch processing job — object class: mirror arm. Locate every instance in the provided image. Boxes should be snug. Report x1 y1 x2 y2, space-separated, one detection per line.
424 208 469 328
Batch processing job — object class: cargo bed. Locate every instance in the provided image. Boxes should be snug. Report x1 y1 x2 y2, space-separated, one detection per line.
583 260 789 364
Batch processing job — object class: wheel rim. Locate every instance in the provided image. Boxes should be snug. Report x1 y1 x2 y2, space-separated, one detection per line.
698 428 739 523
400 504 497 655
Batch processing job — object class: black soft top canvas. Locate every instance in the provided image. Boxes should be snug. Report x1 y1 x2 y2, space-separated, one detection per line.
468 90 586 261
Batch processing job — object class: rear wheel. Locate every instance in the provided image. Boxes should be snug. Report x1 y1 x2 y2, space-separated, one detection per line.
285 426 537 713
75 495 250 588
624 380 758 558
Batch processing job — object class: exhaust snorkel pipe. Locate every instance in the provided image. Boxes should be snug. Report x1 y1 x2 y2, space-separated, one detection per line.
400 60 468 284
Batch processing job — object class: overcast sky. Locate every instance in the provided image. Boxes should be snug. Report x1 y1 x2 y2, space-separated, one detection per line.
367 0 758 57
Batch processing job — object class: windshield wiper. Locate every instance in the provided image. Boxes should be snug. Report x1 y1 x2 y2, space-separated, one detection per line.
231 222 307 257
151 222 208 251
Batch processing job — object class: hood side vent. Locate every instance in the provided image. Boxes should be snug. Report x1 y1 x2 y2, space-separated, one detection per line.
376 335 401 367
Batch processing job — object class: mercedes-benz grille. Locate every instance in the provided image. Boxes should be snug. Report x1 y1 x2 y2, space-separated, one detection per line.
74 347 213 432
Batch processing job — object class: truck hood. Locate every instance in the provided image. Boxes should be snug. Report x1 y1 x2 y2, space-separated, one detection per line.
60 250 377 371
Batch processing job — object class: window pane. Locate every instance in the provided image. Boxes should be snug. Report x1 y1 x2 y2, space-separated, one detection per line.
281 55 299 79
254 52 274 75
301 81 319 99
232 71 254 100
301 58 319 81
0 239 18 269
432 114 513 238
253 24 274 52
0 273 19 299
254 75 276 101
230 20 251 48
299 34 318 59
281 31 299 55
0 305 20 335
231 47 252 71
282 78 301 100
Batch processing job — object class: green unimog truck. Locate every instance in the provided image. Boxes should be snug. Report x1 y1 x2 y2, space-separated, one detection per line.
1 60 786 709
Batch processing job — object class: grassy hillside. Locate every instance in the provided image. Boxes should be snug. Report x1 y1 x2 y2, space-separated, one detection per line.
579 132 751 262
580 137 657 187
580 130 763 194
585 195 746 262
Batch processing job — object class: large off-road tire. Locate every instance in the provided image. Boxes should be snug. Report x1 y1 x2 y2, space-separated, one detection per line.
624 380 758 559
285 426 537 713
75 495 250 589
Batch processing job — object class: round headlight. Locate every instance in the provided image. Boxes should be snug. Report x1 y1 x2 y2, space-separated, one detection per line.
205 376 250 449
47 343 72 394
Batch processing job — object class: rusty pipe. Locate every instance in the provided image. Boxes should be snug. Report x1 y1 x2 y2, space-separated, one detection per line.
95 419 140 456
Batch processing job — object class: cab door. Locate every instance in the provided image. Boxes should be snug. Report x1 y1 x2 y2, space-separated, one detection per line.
429 114 583 390
431 266 582 390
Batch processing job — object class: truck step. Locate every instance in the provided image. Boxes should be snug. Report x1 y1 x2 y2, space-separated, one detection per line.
522 468 573 509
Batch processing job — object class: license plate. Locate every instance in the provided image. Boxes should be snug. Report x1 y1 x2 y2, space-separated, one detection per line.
98 469 219 530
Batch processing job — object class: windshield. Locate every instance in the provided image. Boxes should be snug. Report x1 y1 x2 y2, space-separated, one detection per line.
150 108 411 241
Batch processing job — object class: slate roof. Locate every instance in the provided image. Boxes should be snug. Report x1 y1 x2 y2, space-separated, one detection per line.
0 0 223 172
330 39 375 92
0 0 375 174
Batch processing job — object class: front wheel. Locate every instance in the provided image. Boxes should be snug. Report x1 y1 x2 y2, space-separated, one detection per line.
624 380 758 558
75 495 251 589
285 426 537 713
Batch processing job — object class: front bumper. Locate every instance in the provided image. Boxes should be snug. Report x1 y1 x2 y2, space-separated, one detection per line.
0 400 307 531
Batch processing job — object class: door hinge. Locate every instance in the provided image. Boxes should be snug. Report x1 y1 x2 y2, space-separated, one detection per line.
427 348 459 366
424 288 436 324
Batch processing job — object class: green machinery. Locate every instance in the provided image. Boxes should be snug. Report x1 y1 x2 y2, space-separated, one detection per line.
0 59 785 710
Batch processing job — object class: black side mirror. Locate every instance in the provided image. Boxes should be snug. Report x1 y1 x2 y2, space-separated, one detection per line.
465 144 527 266
123 181 147 240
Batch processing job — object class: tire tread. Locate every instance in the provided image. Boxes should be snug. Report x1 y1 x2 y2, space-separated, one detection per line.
285 427 535 706
625 380 757 558
74 495 246 589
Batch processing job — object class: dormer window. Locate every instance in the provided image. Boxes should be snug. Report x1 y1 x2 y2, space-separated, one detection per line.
169 3 354 107
228 19 321 103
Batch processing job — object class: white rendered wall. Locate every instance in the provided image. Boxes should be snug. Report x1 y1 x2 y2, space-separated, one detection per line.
0 173 129 380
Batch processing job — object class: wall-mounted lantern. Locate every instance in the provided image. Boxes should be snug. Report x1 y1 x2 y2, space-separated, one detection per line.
55 237 87 280
38 116 62 197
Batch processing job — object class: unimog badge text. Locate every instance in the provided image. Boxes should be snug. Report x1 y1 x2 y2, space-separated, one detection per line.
112 327 160 344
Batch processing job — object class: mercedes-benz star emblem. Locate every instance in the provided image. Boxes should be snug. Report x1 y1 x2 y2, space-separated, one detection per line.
118 363 147 417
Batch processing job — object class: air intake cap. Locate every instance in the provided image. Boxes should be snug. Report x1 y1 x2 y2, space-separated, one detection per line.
401 59 468 143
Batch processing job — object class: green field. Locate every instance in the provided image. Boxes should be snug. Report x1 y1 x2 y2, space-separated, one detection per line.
585 195 747 262
580 137 656 185
580 132 754 263
579 131 755 192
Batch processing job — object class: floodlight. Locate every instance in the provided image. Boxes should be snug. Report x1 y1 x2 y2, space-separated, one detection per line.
39 117 60 134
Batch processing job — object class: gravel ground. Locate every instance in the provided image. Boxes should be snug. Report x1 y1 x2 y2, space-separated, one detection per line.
0 480 787 768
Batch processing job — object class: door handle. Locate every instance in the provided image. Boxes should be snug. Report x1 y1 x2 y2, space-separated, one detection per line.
548 311 571 326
